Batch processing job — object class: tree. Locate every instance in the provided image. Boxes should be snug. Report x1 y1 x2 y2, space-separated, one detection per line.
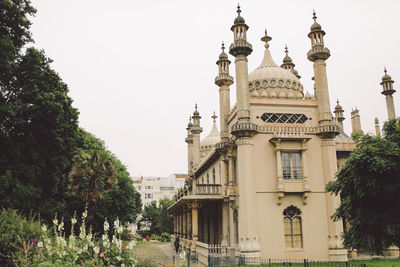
68 149 117 225
326 118 400 254
140 198 174 236
0 45 80 223
69 129 142 234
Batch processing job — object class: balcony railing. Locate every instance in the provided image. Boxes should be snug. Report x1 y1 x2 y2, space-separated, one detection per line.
196 184 221 195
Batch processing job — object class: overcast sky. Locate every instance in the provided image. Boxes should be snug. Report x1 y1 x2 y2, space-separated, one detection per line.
30 0 400 177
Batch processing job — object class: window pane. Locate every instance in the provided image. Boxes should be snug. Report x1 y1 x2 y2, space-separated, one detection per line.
285 234 293 248
282 152 291 179
293 217 302 234
292 152 302 179
293 234 302 248
284 218 291 234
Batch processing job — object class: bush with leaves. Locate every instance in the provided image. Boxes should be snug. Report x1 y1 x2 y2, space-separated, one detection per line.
0 209 44 266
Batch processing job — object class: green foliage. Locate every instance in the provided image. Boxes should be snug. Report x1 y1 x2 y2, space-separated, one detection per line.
69 129 142 234
0 0 80 226
140 198 174 236
11 210 138 266
161 232 171 242
326 118 400 254
0 209 44 266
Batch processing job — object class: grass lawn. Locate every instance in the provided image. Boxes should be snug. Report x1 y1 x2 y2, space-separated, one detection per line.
131 240 175 267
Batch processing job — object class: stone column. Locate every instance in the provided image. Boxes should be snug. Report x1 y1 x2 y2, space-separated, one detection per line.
221 156 228 195
313 59 332 125
385 95 396 119
321 139 348 261
228 153 235 188
351 109 363 135
236 137 260 258
183 209 187 238
229 201 235 247
187 207 192 238
190 201 200 252
375 118 380 136
221 198 229 246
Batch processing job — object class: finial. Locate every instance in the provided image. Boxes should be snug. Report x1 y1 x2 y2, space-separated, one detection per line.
189 115 192 122
221 41 225 52
237 3 241 16
337 99 339 105
261 28 272 48
285 45 288 55
211 111 217 122
195 103 198 110
312 9 317 22
384 67 387 75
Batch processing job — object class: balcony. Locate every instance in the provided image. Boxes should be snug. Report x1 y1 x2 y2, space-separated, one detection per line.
196 184 222 195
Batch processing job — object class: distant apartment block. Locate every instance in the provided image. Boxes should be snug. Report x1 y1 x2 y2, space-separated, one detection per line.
132 173 188 207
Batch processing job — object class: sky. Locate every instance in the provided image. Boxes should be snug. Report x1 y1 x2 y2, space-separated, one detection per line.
30 0 400 177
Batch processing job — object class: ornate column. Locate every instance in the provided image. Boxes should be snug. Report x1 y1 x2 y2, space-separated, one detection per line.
191 105 203 169
215 43 234 141
185 117 194 174
375 118 381 136
321 139 348 261
190 201 201 251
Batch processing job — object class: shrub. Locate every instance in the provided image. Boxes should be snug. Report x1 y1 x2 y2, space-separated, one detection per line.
149 234 160 241
160 232 170 242
0 209 44 266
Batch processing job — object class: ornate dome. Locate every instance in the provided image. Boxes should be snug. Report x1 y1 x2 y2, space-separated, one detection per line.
200 120 220 150
248 45 304 98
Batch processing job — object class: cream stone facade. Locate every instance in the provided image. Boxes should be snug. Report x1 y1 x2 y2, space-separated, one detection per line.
133 174 188 207
168 6 398 265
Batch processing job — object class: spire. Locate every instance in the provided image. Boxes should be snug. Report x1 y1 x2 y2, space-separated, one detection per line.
375 118 381 136
334 99 345 130
281 44 294 70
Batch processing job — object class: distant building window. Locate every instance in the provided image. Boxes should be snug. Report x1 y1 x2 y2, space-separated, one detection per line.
283 206 303 248
145 186 153 190
282 152 302 179
145 193 153 199
138 186 141 190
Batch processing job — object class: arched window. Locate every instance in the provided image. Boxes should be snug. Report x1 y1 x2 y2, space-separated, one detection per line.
283 206 303 248
207 173 209 184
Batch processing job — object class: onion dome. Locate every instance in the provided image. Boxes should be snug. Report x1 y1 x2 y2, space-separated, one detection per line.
283 45 293 64
382 68 392 81
188 116 193 128
219 42 228 60
200 113 220 155
335 99 343 110
193 104 200 116
310 10 322 31
248 30 303 98
233 4 245 25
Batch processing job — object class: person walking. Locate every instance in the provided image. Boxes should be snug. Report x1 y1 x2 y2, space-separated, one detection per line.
174 236 180 253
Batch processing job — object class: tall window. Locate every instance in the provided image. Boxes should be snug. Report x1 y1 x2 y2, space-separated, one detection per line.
282 152 302 179
145 193 153 199
283 206 303 248
145 185 153 190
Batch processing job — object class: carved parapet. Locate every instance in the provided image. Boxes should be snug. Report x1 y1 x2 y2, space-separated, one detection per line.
215 74 234 86
229 40 253 57
307 46 330 61
316 123 339 139
231 121 258 138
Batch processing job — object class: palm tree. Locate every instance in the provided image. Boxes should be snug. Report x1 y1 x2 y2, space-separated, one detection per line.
68 149 117 225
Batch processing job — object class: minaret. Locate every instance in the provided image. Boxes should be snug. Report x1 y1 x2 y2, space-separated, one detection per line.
281 45 301 79
185 116 193 174
215 42 234 141
229 5 260 260
380 68 396 119
229 4 253 122
351 108 363 135
308 11 347 262
375 118 381 136
307 10 332 126
191 104 202 169
333 100 345 130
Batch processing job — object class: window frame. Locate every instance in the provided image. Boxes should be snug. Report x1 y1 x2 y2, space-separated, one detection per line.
283 206 303 249
281 151 303 180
